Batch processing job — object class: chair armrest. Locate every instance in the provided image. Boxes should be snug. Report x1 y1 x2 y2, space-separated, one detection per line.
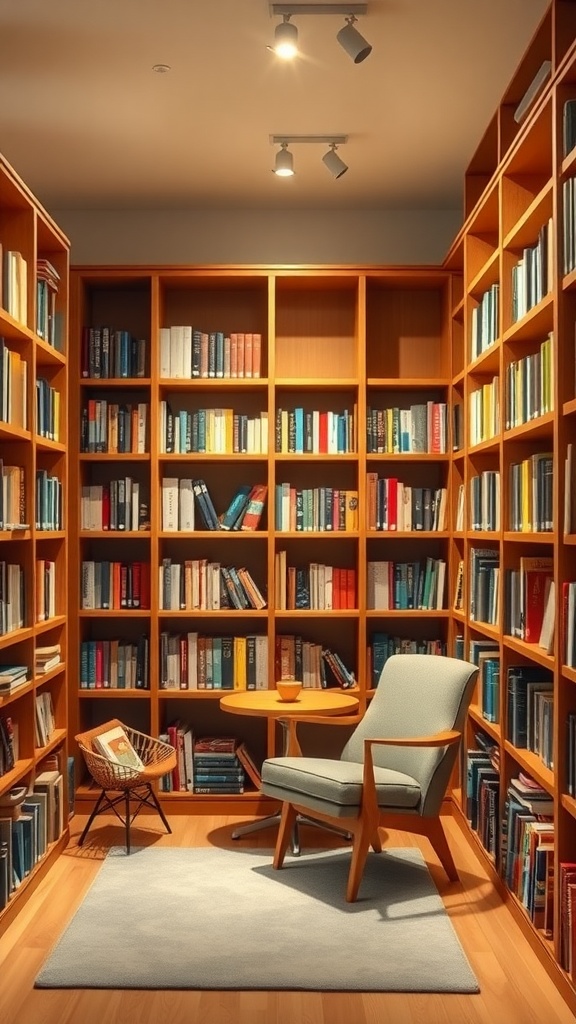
364 729 461 751
361 730 462 815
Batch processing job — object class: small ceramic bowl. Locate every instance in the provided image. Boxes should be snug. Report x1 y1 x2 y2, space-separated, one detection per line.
276 679 302 702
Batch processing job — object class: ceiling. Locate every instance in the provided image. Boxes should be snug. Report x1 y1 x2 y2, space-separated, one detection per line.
0 0 550 214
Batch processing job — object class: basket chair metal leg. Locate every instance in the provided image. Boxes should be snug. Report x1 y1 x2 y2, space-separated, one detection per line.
146 784 172 835
125 791 131 854
78 788 109 847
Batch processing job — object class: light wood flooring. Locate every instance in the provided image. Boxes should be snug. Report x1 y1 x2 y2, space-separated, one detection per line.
0 809 575 1024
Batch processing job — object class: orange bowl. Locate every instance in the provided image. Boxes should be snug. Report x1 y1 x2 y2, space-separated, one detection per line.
275 679 302 702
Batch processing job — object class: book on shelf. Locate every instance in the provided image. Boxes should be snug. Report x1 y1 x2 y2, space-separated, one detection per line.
514 60 552 124
519 556 554 643
564 98 576 158
92 724 144 770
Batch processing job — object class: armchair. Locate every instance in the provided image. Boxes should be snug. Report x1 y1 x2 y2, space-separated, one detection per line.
260 653 478 901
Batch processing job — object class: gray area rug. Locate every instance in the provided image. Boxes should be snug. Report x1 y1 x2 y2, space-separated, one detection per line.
35 846 479 992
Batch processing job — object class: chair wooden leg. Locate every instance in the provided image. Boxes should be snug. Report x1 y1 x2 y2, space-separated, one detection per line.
273 803 297 869
427 817 459 881
370 826 383 853
346 826 372 903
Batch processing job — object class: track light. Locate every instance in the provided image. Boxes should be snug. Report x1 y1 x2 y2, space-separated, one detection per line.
269 5 372 64
322 143 348 179
271 135 349 180
336 14 372 63
274 15 298 59
273 142 295 177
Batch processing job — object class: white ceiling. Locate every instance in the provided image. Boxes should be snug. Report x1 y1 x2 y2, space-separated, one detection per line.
0 0 550 213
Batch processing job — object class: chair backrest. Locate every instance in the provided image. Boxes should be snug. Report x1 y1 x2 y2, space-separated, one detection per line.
341 654 478 815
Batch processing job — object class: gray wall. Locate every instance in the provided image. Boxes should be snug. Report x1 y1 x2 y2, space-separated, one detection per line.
52 208 462 267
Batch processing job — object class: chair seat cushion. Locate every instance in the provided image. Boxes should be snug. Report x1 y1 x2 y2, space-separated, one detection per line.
261 756 421 815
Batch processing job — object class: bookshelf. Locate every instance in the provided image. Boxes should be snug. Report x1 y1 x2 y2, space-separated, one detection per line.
444 0 576 1010
68 266 454 809
0 153 69 931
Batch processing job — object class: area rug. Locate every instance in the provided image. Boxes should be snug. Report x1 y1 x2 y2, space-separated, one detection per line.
35 846 479 992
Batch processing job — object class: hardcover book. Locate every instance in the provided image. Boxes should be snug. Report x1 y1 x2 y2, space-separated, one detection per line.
92 725 144 770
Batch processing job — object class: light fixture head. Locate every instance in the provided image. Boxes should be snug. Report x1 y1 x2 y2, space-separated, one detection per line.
274 15 299 59
336 14 372 63
322 143 348 179
273 142 295 177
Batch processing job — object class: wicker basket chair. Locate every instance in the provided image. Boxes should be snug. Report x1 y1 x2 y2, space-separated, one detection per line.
75 719 177 854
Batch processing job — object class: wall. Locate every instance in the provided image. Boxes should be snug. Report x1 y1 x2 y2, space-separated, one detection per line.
51 208 462 267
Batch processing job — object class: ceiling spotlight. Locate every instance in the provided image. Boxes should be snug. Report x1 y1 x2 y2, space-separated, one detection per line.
323 143 348 179
273 142 295 177
336 14 372 63
274 15 299 59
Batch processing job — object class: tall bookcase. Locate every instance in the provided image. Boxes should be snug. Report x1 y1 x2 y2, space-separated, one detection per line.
0 154 70 931
444 0 576 1010
68 267 455 810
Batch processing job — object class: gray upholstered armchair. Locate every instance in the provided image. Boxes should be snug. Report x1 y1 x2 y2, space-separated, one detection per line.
261 653 478 901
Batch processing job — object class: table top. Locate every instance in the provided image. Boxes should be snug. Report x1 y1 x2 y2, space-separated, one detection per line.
219 689 359 718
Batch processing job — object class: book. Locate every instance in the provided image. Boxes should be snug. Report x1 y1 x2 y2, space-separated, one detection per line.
514 60 552 124
92 724 144 770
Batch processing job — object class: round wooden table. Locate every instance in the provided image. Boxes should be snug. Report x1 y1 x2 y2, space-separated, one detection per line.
220 688 359 850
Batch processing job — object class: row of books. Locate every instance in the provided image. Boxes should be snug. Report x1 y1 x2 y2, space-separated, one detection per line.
36 258 61 349
159 732 260 795
80 400 148 454
503 777 554 931
35 469 63 531
0 664 28 697
469 375 499 446
275 484 358 532
2 249 27 325
159 632 268 691
468 472 500 532
510 218 553 323
465 740 499 860
0 715 16 777
79 636 150 690
274 552 356 610
504 332 554 429
80 560 151 610
36 558 56 622
275 634 356 690
366 475 447 532
366 402 447 454
0 766 66 911
471 282 499 361
162 477 266 533
562 177 576 276
0 562 25 635
563 581 576 668
0 337 27 429
0 463 26 531
504 557 554 646
469 547 500 625
368 635 446 689
159 559 266 612
160 327 262 380
35 378 60 441
366 558 446 611
275 407 356 454
34 690 56 748
81 479 150 532
160 403 268 455
81 326 147 379
477 652 500 724
508 453 553 533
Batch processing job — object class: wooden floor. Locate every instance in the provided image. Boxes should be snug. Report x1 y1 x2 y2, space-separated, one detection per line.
0 809 575 1024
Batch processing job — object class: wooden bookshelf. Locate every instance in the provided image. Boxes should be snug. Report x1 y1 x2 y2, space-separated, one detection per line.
444 1 576 1010
68 266 454 806
0 153 70 933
